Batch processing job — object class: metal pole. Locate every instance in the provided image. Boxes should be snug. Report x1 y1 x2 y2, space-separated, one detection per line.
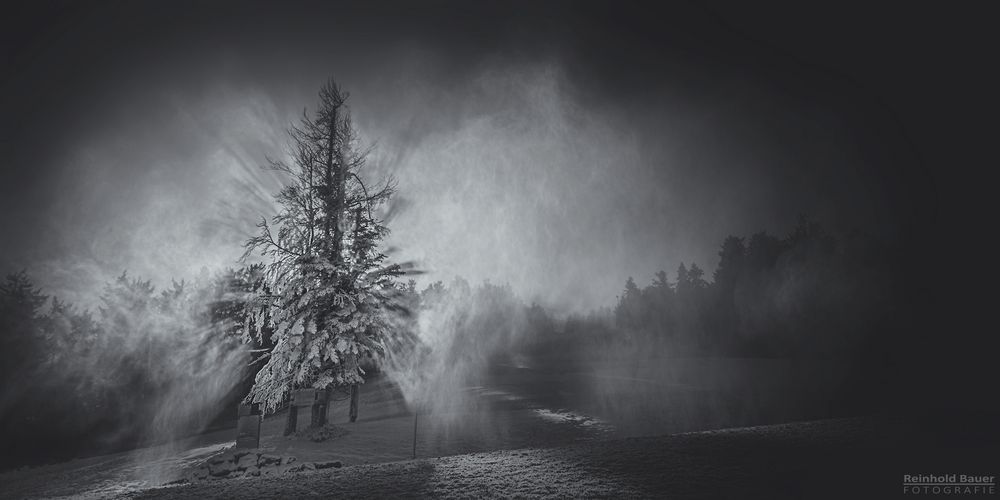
412 405 418 459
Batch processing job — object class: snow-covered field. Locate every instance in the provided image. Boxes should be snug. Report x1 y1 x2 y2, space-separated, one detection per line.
123 417 880 499
0 416 881 499
0 358 870 499
1 373 619 499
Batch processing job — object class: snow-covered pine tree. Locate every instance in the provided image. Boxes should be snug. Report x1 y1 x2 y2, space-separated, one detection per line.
241 80 401 432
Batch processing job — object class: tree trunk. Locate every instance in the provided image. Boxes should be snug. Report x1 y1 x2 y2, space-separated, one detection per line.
349 384 359 422
332 124 344 263
324 104 337 251
310 387 330 428
284 404 298 436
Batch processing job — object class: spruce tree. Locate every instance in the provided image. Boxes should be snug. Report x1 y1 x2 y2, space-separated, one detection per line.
241 80 401 431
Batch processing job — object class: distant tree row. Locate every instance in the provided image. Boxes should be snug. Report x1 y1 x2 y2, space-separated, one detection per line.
611 218 892 357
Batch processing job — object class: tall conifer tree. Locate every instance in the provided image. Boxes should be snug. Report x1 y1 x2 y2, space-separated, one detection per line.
241 80 401 430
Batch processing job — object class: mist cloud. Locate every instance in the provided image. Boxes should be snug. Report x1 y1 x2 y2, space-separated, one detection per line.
377 63 654 311
3 15 913 315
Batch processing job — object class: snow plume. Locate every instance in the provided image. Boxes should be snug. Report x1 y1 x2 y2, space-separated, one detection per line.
376 62 649 314
44 273 247 479
382 279 527 425
24 82 289 311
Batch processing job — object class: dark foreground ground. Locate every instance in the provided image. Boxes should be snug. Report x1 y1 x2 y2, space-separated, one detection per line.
120 417 878 499
2 355 998 499
111 416 997 499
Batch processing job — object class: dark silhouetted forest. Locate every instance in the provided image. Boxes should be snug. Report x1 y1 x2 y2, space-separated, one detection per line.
609 217 893 359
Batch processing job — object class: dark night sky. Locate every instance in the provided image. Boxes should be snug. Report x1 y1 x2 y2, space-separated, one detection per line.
0 1 990 312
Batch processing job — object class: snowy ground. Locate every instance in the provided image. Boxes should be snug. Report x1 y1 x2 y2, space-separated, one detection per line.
0 358 880 499
121 417 882 499
0 433 235 499
0 373 621 499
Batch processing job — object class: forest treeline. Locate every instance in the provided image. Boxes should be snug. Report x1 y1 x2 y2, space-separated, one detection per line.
608 217 893 358
0 218 890 469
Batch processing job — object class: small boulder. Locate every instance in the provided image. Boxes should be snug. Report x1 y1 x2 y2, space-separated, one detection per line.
191 467 210 480
236 453 258 471
286 462 316 473
209 461 236 477
258 454 282 467
282 456 297 465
